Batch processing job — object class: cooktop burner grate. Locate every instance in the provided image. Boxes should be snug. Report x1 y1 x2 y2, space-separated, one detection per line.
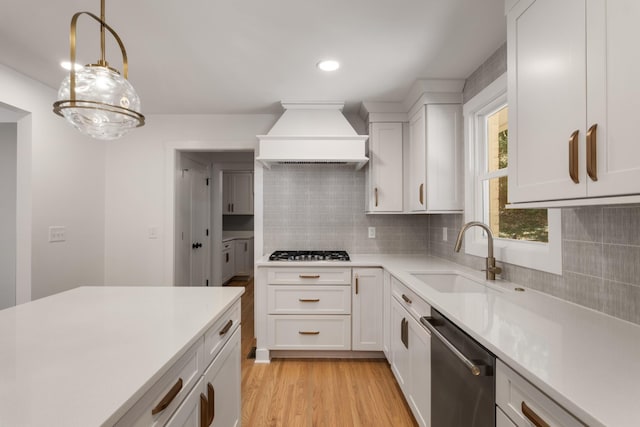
269 250 350 261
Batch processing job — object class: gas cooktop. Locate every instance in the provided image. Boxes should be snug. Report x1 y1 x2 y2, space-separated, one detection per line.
269 250 350 262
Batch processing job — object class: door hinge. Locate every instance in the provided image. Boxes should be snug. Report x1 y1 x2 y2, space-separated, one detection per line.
206 279 209 287
206 178 209 186
206 228 209 236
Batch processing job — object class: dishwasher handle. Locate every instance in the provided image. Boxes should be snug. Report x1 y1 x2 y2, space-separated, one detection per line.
420 316 490 377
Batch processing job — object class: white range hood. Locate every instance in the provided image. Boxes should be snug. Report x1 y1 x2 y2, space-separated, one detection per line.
256 101 369 170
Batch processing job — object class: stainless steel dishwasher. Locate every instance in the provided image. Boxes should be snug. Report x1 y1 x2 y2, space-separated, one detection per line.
420 308 496 427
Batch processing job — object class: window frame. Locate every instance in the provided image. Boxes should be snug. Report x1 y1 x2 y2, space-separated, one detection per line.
463 73 562 274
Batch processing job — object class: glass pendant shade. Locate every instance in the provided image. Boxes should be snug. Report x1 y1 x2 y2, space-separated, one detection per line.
56 65 143 140
53 0 145 140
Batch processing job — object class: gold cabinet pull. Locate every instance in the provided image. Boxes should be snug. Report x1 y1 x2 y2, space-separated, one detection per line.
152 378 183 415
200 393 208 427
401 294 412 304
299 274 320 279
207 383 215 425
219 319 233 336
586 123 598 181
419 183 424 205
299 331 320 335
521 402 550 427
569 130 579 183
298 298 320 302
374 187 379 207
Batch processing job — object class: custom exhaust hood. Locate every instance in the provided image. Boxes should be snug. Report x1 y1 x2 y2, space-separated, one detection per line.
256 101 369 170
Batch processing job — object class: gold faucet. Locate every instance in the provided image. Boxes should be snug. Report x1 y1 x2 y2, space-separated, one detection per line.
454 221 502 280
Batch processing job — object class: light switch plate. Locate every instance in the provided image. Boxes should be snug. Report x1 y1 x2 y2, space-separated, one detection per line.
442 227 448 241
368 227 376 238
148 226 159 239
49 226 66 243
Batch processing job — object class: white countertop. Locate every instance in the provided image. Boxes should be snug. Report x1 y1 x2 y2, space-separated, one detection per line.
257 254 640 427
222 231 254 242
0 286 244 426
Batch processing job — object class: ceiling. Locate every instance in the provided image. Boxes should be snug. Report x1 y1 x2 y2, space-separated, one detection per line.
0 0 506 114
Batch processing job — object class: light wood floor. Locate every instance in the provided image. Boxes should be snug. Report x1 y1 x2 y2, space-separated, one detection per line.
226 278 417 427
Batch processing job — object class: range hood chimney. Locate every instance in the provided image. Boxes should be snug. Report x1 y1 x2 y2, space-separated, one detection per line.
256 101 369 170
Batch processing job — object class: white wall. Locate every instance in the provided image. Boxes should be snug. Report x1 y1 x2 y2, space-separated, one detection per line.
104 114 277 285
0 123 17 309
0 64 106 302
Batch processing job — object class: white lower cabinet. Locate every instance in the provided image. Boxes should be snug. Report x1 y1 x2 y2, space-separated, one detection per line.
352 268 383 351
221 241 235 283
204 327 242 427
390 297 431 427
116 300 242 427
496 360 584 427
267 268 352 351
234 238 254 277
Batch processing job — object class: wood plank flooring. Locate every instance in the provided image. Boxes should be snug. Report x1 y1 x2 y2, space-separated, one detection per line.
226 277 417 427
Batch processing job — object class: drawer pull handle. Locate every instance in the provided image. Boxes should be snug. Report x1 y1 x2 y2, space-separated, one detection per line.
207 383 215 425
299 274 320 279
299 331 320 335
419 183 424 205
219 319 233 336
402 294 412 304
200 393 208 427
355 276 359 295
374 187 379 207
152 377 183 415
521 401 550 427
299 298 320 302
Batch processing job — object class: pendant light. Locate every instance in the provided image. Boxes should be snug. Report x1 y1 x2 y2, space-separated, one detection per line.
53 0 145 140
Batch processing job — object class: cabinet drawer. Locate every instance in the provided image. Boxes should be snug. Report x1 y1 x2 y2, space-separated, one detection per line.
391 276 431 320
496 360 586 427
203 301 241 367
268 315 351 350
268 268 351 285
115 339 204 427
267 285 351 314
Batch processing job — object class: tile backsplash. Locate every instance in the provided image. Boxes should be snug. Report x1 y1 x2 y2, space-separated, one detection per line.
429 207 640 326
263 165 429 255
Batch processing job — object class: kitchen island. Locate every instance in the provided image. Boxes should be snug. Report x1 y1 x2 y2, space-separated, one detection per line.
0 286 243 426
255 254 640 427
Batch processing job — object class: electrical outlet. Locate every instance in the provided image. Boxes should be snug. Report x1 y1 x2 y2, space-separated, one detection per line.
368 227 376 238
442 227 448 241
49 226 66 243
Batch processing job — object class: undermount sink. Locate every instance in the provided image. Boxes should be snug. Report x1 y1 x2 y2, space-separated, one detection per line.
411 273 488 293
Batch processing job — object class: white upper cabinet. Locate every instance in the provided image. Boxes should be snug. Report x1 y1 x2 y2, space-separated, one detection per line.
366 122 404 213
223 171 254 215
408 104 463 212
508 0 640 204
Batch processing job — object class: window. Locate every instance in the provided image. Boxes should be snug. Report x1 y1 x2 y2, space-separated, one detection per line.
463 73 561 274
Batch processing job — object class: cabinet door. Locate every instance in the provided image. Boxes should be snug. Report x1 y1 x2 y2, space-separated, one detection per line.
587 0 640 197
222 173 232 214
369 122 403 212
222 245 234 283
382 271 391 359
234 239 248 276
352 268 383 351
204 328 241 427
390 299 411 393
425 104 463 211
409 109 427 211
407 315 431 427
507 0 588 203
165 378 205 427
231 172 254 214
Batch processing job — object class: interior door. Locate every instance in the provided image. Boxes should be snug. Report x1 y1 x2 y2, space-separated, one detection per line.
175 155 210 287
190 166 208 286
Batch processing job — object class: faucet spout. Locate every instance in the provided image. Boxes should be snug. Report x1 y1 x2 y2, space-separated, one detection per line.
454 221 501 280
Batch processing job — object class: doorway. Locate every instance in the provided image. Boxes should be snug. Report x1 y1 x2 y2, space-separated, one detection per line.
173 150 255 287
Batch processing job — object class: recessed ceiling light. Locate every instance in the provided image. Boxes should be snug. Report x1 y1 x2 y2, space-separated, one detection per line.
60 61 83 71
317 60 340 72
